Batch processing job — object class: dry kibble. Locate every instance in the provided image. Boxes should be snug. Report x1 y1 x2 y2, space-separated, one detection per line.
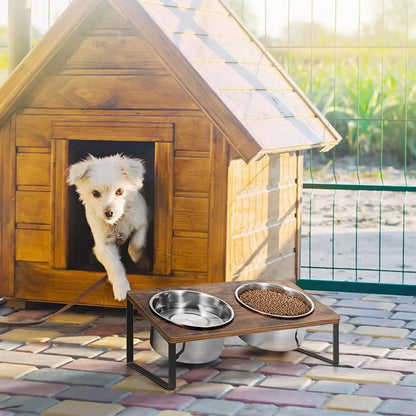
239 289 311 316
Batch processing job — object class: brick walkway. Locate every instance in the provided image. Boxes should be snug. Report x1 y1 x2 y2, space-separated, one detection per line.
0 291 415 415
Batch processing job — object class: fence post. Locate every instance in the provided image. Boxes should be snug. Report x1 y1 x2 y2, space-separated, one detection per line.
8 0 32 73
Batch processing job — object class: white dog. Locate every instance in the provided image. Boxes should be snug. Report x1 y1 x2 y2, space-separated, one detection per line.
67 154 148 301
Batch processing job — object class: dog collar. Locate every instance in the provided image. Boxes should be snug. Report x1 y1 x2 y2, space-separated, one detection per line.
112 222 124 246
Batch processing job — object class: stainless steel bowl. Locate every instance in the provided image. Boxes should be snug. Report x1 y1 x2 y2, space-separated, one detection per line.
235 282 314 319
239 328 306 351
149 289 234 329
150 327 224 364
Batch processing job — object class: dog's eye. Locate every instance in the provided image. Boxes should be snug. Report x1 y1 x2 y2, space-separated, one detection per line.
115 188 124 196
92 190 101 198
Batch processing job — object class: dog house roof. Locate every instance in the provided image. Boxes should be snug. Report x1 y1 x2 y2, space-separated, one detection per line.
0 0 342 162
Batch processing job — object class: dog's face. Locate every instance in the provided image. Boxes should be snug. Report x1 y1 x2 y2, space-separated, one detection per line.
67 154 145 225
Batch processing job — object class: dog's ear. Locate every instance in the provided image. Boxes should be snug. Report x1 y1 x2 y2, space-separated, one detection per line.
119 156 146 189
67 157 94 185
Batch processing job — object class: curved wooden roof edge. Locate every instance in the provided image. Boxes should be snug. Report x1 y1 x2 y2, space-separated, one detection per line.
0 0 342 163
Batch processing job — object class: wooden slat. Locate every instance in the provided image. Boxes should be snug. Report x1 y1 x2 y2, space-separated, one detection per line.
173 197 209 232
172 236 208 272
0 119 15 296
52 121 174 142
64 35 165 69
153 142 173 275
295 151 304 280
141 0 227 13
16 191 51 225
16 153 51 187
207 129 228 283
16 115 51 147
51 140 69 269
16 229 50 263
174 157 211 194
174 117 211 152
25 75 198 110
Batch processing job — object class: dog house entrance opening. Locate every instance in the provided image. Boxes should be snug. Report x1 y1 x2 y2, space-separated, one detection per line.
68 140 154 274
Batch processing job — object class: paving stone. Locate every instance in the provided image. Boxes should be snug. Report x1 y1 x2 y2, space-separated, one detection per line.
0 395 58 414
0 411 13 416
185 398 244 415
48 312 99 324
224 386 328 408
0 350 72 368
152 364 189 379
0 340 24 350
334 299 396 310
400 374 416 386
0 378 68 397
6 309 51 321
0 363 37 379
394 303 416 312
302 353 371 368
324 394 381 413
391 311 416 320
82 325 126 337
305 332 360 344
43 344 106 358
62 358 153 376
313 296 337 306
37 322 93 334
131 350 162 364
43 399 124 416
333 307 392 318
352 325 410 338
299 340 330 352
364 358 416 373
409 330 416 339
179 368 219 383
176 381 233 398
0 329 61 343
0 306 16 316
111 375 186 394
356 383 416 400
405 320 416 329
52 335 100 345
214 358 264 372
327 343 389 357
305 365 402 384
259 375 312 390
307 380 359 394
276 406 378 416
260 362 308 376
210 370 264 386
117 407 157 416
236 403 278 416
256 350 304 364
220 346 260 360
23 367 123 387
388 349 416 360
56 385 131 403
306 324 354 334
370 337 413 349
377 399 416 416
134 330 151 340
348 317 406 328
121 392 196 410
156 411 192 416
16 342 51 353
134 340 152 351
88 336 131 349
362 294 415 303
0 394 9 403
99 349 127 361
94 315 126 326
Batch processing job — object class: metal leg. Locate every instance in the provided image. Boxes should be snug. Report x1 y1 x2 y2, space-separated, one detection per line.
126 300 177 390
296 322 340 366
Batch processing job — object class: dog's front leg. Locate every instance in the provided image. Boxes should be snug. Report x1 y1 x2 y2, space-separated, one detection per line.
94 243 131 301
128 225 148 267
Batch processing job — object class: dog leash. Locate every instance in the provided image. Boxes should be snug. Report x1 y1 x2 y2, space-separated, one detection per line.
0 275 108 326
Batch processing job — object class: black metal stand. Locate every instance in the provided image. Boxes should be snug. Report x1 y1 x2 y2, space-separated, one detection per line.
296 323 339 365
126 299 177 390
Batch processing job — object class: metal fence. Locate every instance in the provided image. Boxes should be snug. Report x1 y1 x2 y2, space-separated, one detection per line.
229 0 416 295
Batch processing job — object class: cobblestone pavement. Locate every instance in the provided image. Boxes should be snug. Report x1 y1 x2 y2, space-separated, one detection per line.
0 291 415 415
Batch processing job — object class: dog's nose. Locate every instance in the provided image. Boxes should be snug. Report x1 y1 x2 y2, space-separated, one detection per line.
104 209 113 218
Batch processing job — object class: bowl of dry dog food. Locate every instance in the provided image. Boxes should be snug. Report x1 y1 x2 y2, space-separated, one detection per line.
235 282 314 351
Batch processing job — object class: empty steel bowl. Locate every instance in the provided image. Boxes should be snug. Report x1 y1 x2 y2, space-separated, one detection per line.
239 328 306 351
235 282 314 319
149 289 234 329
150 327 225 364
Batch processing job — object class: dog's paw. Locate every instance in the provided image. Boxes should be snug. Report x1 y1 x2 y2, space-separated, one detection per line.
111 278 131 301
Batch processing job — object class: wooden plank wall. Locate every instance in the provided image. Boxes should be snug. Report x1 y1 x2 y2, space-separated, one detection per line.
11 2 216 296
226 152 300 282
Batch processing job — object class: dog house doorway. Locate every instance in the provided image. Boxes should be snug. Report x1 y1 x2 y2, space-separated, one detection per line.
51 120 174 278
67 139 155 273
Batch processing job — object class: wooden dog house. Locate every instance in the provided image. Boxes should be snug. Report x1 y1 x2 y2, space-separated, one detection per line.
0 0 341 307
